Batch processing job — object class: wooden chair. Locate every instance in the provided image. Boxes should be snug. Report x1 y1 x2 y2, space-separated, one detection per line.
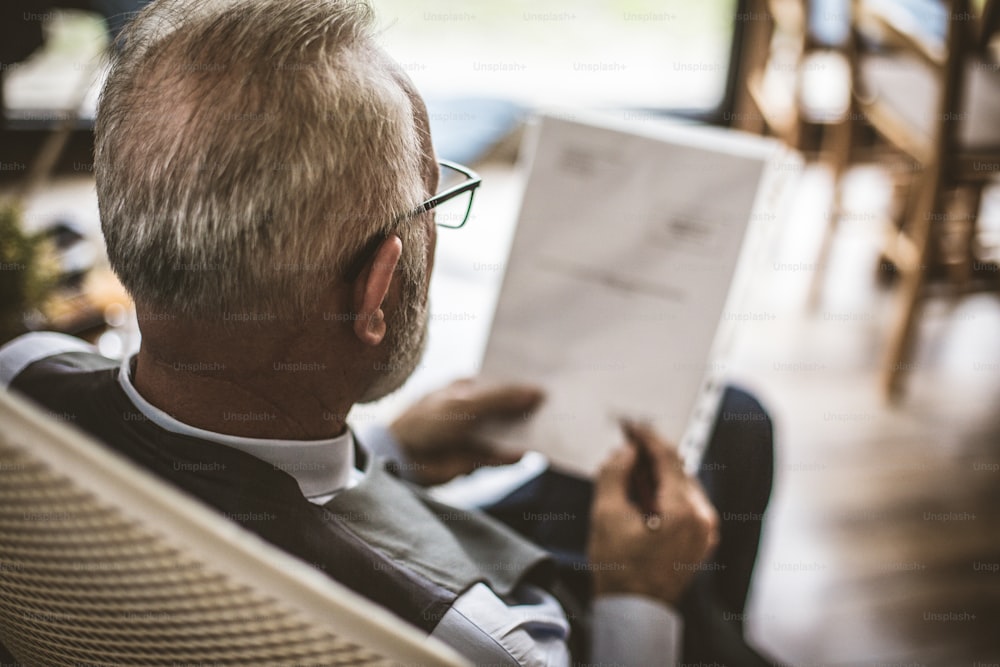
812 0 1000 398
734 0 854 152
0 389 470 667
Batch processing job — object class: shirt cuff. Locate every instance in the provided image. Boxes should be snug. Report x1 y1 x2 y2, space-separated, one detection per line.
591 594 683 667
351 422 426 480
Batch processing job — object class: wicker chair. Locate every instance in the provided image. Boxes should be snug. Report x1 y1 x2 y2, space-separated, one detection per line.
0 389 471 667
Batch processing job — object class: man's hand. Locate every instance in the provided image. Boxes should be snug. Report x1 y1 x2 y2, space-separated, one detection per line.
389 378 544 485
587 424 719 606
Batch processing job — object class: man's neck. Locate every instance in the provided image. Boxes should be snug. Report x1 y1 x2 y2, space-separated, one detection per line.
132 344 354 440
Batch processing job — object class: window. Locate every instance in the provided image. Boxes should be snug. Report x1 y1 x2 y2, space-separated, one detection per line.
374 0 740 114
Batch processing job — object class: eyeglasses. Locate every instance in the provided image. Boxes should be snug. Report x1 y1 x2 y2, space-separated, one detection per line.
343 159 481 280
416 159 482 230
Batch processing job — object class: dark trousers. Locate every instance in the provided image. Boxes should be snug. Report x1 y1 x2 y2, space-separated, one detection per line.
481 386 779 666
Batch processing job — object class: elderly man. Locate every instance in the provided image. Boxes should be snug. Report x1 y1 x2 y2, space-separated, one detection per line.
0 0 776 664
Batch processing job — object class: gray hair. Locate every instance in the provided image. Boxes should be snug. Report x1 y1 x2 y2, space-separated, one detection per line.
95 0 427 319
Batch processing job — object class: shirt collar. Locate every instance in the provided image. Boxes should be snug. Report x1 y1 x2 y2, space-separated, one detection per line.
117 355 356 499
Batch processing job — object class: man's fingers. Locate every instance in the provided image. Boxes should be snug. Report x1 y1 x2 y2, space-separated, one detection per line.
413 442 524 484
621 421 686 480
594 446 637 506
701 501 721 554
466 442 524 467
452 381 545 419
623 424 717 551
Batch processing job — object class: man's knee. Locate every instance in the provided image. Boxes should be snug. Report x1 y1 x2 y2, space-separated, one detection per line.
700 385 775 511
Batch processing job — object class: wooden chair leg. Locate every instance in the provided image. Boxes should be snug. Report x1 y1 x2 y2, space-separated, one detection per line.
808 106 856 309
883 241 928 399
882 170 942 400
964 183 985 281
876 164 923 285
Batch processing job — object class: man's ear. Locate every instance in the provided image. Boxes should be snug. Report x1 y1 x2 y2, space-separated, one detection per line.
352 235 403 346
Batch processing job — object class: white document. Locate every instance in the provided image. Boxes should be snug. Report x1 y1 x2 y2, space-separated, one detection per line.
480 111 788 477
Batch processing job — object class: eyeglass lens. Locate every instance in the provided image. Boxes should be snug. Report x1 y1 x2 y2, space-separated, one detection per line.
434 164 473 228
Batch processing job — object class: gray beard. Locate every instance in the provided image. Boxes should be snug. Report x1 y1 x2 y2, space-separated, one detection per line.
356 270 429 404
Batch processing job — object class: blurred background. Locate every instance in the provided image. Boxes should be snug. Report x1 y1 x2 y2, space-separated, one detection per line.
1 1 998 665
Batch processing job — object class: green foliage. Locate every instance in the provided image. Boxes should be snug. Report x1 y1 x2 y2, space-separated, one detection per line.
0 201 57 343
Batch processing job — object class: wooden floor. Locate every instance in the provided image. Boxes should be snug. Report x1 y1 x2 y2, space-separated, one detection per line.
731 165 1000 666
